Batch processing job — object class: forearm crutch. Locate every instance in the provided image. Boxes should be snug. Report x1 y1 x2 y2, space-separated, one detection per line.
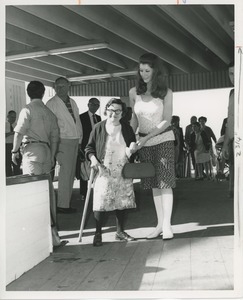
78 168 95 242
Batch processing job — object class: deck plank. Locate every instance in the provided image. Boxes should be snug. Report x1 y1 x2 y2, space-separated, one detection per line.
114 239 163 290
39 244 112 291
190 236 233 290
216 236 234 288
75 242 138 291
152 238 192 290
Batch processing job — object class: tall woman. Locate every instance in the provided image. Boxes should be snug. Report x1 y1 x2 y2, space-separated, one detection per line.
85 98 137 246
129 53 176 240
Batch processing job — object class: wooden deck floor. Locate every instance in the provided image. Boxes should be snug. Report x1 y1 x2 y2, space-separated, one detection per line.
6 178 235 293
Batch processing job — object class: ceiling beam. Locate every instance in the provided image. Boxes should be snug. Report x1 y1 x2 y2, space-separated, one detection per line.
85 49 129 69
111 5 214 71
66 5 198 73
6 23 58 50
6 6 85 44
6 62 58 82
34 56 89 74
158 5 232 64
6 70 53 87
6 12 128 70
203 5 234 40
58 52 106 72
6 39 33 53
15 6 141 67
10 59 80 78
6 41 109 62
68 69 137 82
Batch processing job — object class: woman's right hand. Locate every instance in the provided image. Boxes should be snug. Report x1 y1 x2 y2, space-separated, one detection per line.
90 155 100 171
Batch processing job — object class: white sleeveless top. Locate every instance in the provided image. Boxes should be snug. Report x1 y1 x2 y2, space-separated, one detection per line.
134 95 175 147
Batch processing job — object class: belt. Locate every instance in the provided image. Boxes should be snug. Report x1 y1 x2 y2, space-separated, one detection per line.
139 126 173 138
138 132 147 137
23 140 49 146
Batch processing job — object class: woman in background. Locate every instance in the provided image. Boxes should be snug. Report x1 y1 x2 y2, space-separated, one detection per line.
190 121 211 180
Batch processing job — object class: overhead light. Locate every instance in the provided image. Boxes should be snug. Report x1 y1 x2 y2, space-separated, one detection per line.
48 42 109 55
6 51 47 61
68 70 137 82
6 41 108 62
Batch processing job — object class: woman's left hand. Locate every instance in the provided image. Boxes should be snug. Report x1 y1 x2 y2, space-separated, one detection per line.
129 142 138 153
136 137 148 150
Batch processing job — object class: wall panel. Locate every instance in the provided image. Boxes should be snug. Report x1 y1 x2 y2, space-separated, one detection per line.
70 71 231 97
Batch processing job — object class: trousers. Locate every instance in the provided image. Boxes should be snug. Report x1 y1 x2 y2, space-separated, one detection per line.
56 138 79 208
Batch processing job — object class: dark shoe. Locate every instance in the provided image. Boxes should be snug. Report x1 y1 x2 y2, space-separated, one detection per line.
115 231 135 241
57 207 77 214
93 232 103 247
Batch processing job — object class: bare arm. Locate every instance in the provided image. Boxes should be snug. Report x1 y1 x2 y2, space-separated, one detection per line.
12 132 23 165
129 87 138 133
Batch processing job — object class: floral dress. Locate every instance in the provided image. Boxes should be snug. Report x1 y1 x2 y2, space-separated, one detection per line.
93 123 136 212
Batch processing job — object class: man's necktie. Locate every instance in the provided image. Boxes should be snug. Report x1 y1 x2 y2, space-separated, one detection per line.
92 114 98 124
10 124 14 132
65 98 76 123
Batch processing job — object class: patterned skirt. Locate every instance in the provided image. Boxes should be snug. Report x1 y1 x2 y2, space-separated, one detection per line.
138 141 176 189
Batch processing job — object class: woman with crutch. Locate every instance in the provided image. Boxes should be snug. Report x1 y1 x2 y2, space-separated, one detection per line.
84 98 137 247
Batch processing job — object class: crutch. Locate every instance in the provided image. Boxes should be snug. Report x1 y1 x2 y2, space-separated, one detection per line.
78 168 95 242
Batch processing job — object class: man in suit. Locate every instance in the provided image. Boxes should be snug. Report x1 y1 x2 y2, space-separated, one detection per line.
185 116 197 171
77 97 101 199
171 115 185 178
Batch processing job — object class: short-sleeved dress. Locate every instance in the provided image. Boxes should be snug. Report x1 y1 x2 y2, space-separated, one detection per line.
93 122 136 211
134 95 176 189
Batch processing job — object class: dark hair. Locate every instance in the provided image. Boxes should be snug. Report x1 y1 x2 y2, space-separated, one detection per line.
171 115 180 123
8 110 16 115
88 97 100 104
27 81 45 99
136 53 168 99
193 121 201 129
104 98 127 117
54 77 69 85
198 116 207 122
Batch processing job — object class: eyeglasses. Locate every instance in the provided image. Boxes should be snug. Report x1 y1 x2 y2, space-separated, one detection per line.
106 109 122 115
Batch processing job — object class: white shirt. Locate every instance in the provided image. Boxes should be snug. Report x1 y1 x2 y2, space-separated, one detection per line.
46 95 83 142
88 110 96 128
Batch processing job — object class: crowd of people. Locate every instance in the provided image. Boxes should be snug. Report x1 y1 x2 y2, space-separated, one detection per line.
5 52 235 248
